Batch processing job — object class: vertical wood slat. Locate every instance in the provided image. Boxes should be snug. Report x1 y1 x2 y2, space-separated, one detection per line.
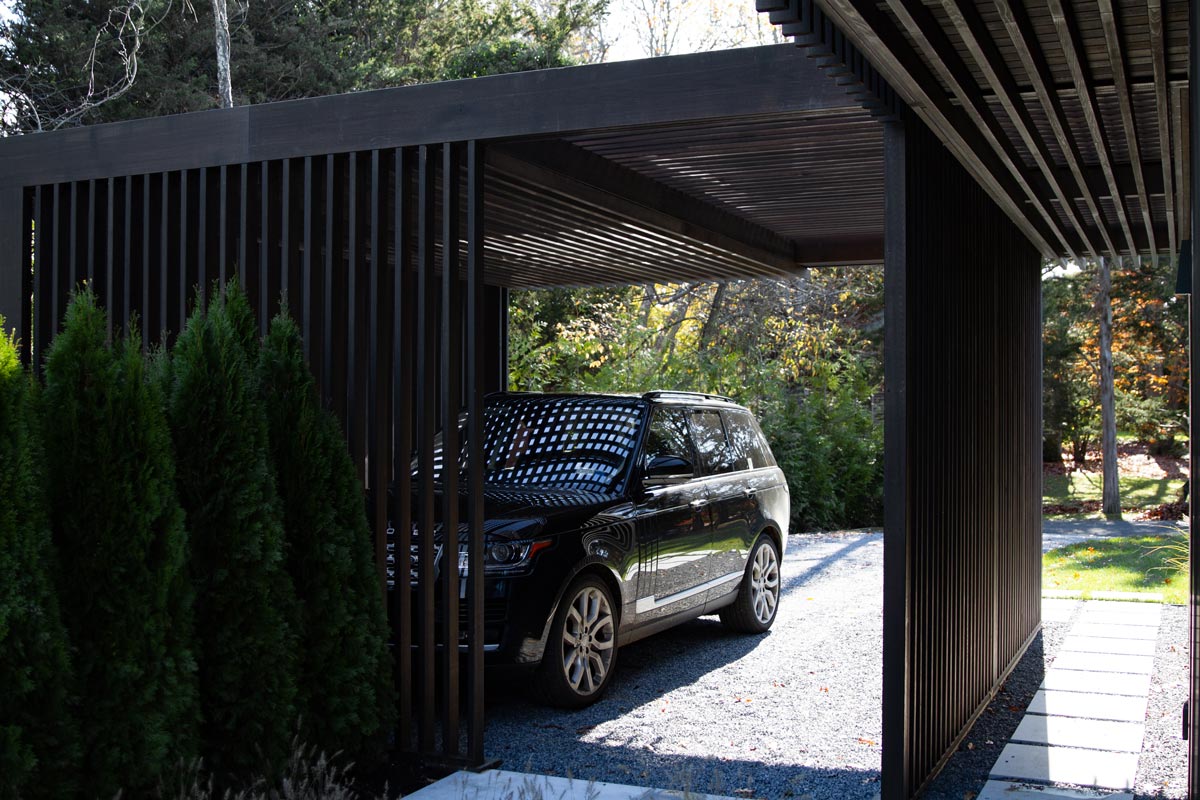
123 177 132 332
440 141 462 753
415 143 438 753
347 153 361 479
0 186 29 361
105 179 114 336
323 156 335 405
1188 0 1200 789
87 180 96 286
302 157 313 359
68 181 77 290
180 170 189 330
51 183 60 340
160 172 169 341
260 161 270 333
198 168 208 307
392 146 415 753
370 150 389 597
465 140 487 765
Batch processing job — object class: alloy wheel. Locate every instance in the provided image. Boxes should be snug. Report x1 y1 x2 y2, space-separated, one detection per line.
751 542 780 624
561 585 616 696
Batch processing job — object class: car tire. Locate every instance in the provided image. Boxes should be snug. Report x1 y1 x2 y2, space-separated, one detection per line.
719 534 781 633
537 573 619 708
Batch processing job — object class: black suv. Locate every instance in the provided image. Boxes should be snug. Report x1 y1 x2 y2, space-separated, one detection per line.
389 391 789 707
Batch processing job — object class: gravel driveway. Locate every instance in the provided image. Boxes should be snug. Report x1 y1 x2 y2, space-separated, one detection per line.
483 531 885 800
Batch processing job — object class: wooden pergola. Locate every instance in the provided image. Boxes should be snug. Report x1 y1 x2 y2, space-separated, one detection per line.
0 0 1192 793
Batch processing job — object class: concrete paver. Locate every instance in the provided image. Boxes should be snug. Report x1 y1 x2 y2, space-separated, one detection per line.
1026 689 1148 722
1059 636 1156 656
976 780 1132 800
1051 652 1154 674
1070 623 1158 641
990 743 1138 789
1038 670 1151 696
1010 715 1145 752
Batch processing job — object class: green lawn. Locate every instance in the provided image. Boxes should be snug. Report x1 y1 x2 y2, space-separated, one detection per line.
1043 535 1187 604
1043 472 1185 517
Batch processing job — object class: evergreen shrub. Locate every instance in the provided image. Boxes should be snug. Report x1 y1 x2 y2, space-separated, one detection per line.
40 292 196 797
164 286 299 780
0 323 76 800
257 310 395 759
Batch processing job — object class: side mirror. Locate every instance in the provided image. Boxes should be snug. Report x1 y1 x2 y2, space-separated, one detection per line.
642 455 693 484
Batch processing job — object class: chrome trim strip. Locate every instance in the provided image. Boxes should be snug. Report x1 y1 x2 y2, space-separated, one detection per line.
635 570 744 614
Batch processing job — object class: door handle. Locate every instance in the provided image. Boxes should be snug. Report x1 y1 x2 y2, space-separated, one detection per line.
742 489 756 499
689 498 709 509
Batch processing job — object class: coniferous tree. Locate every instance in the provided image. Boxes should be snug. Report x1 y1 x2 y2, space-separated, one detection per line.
164 288 299 780
0 324 76 800
257 310 395 759
40 292 196 797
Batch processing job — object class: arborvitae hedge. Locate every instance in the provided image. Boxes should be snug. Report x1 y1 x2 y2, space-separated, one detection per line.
258 311 395 758
40 292 196 797
0 324 76 800
165 288 299 780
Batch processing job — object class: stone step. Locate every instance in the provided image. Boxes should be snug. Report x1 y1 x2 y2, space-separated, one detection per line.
1060 636 1156 657
990 743 1138 790
1026 690 1148 722
1011 714 1145 752
1039 670 1151 697
977 780 1133 800
1052 651 1154 674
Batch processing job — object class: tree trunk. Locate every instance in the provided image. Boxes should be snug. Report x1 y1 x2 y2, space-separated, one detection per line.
1098 255 1121 519
699 281 727 352
211 0 233 108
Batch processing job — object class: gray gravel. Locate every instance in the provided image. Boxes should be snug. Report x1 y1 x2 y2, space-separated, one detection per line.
479 528 1188 800
1136 603 1188 799
483 531 885 799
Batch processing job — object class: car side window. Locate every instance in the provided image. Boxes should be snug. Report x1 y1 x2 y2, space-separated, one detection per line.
725 409 776 470
643 408 695 477
689 409 735 474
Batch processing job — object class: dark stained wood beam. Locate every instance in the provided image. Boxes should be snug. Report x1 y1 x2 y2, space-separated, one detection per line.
1045 0 1139 256
1148 0 1178 259
488 141 803 273
0 45 858 188
793 234 884 265
880 0 1078 258
810 0 1060 256
1174 85 1191 247
993 0 1122 258
940 0 1103 258
1096 0 1157 264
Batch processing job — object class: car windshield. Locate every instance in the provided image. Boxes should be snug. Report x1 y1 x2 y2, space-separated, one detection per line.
417 395 646 494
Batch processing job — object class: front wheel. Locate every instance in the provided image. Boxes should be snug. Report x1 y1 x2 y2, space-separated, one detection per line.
537 574 619 708
719 535 781 633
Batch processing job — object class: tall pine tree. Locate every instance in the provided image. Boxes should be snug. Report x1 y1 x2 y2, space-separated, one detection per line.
0 323 76 800
40 292 196 797
164 288 299 780
258 310 394 759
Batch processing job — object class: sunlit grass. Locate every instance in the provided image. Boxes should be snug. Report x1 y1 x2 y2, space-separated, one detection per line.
1043 535 1187 604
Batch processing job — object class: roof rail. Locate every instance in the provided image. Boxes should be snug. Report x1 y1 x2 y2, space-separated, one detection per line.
642 390 735 403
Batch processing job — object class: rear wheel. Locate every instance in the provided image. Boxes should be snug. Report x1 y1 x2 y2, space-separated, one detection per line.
719 535 780 633
538 574 619 708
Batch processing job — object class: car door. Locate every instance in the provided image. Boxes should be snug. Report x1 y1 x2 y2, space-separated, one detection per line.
632 406 714 625
688 408 752 597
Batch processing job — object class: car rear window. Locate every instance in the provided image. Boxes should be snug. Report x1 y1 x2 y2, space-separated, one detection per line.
424 395 645 494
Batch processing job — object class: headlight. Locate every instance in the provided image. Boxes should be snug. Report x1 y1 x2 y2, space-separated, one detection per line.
483 539 551 572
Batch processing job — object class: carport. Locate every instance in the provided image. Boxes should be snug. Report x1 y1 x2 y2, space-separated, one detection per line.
0 1 1188 793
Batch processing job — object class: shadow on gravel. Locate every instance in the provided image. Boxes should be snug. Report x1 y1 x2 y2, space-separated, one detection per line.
487 615 766 714
782 532 879 595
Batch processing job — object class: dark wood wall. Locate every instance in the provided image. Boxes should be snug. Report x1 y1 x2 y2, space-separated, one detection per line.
7 143 501 767
882 113 1043 799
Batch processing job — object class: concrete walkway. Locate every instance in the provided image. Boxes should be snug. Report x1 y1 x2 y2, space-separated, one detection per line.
980 599 1161 799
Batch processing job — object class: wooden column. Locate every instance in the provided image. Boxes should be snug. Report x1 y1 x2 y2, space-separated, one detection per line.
882 112 1043 799
0 185 27 360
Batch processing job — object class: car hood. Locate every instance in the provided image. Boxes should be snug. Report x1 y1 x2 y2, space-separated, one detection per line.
415 485 624 541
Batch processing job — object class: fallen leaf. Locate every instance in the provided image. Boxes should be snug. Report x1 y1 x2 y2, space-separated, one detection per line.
966 742 975 751
1008 705 1021 713
857 737 876 745
820 687 829 693
1072 572 1080 579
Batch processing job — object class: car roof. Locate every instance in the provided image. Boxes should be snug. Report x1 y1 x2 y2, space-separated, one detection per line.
486 390 749 412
